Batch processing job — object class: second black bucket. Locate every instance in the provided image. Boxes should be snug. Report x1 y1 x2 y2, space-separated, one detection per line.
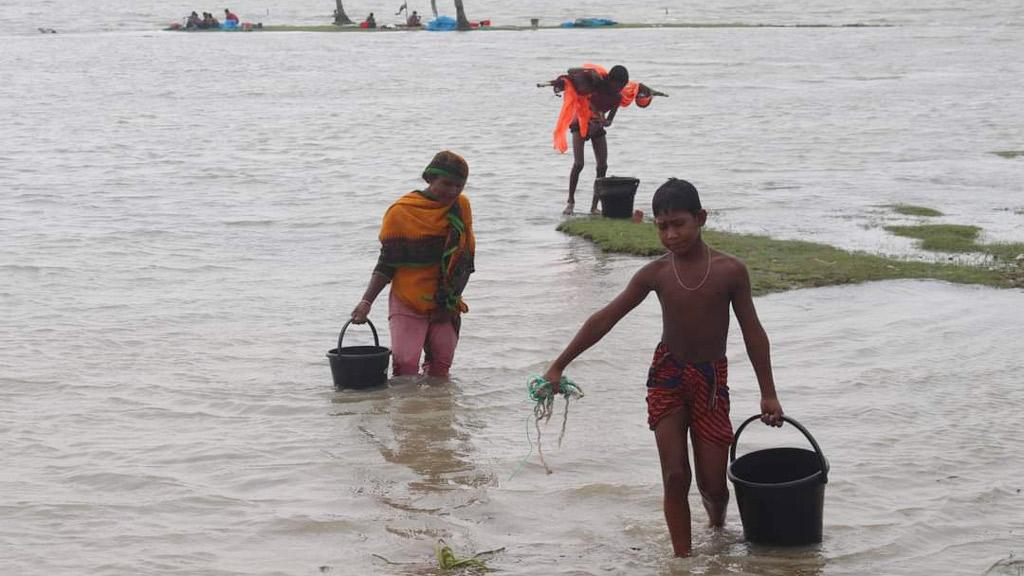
594 176 639 219
326 319 390 389
728 415 829 546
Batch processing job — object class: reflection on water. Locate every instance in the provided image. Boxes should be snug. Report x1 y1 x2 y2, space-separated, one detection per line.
366 378 496 493
331 377 495 513
328 378 500 568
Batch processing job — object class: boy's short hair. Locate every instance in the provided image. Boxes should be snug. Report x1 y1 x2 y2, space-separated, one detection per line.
422 150 468 184
608 65 629 85
652 178 702 216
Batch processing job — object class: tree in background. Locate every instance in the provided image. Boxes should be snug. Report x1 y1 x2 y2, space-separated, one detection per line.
333 0 354 25
454 0 469 30
332 2 468 29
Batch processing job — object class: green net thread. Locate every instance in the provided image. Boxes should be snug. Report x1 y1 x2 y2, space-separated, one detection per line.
509 375 584 478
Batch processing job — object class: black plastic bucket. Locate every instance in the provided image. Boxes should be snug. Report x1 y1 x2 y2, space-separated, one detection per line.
728 415 829 546
326 319 390 389
594 176 639 219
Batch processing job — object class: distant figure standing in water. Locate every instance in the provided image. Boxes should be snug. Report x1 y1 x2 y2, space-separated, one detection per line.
363 12 377 28
351 151 475 379
548 64 664 215
550 64 634 215
541 178 784 557
223 8 239 23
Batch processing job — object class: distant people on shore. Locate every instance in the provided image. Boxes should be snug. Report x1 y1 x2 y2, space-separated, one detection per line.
406 10 421 27
181 8 245 29
363 12 377 28
183 11 219 29
202 12 220 28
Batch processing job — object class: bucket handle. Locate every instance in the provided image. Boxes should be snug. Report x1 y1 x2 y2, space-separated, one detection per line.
731 414 829 483
337 318 381 350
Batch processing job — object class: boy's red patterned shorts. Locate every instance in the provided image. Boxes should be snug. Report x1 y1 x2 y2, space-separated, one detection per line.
645 342 733 446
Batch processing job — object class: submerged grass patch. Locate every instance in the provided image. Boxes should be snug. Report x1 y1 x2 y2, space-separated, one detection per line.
885 224 1024 261
885 224 980 252
992 151 1024 159
557 218 1023 294
887 204 943 217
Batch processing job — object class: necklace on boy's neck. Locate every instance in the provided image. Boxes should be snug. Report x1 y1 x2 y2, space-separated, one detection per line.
671 243 712 291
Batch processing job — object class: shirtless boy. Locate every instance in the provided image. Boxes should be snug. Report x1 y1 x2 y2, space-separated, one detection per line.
543 178 784 556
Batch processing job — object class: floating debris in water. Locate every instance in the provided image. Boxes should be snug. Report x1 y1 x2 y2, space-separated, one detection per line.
435 540 504 571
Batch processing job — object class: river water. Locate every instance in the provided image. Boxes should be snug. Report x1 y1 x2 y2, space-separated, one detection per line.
1 1 1023 574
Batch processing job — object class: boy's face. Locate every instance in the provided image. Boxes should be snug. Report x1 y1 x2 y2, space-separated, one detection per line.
655 209 707 254
426 176 464 206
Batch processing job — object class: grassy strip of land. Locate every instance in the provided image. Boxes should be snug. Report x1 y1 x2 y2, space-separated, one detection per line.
259 22 888 33
886 204 943 217
557 218 1023 295
992 151 1024 159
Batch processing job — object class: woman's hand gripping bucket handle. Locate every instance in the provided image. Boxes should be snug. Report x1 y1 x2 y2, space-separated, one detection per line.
730 415 829 483
338 318 381 351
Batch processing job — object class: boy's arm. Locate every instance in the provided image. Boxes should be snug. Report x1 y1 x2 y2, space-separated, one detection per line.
604 105 618 126
730 262 784 427
565 68 599 95
543 266 654 390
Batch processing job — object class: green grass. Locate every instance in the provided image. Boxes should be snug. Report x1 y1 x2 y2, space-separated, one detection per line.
992 151 1024 159
885 224 1024 261
557 218 1023 295
887 204 943 217
257 21 887 33
884 224 981 252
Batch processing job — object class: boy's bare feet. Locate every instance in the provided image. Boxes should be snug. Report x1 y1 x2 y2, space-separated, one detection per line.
562 201 575 215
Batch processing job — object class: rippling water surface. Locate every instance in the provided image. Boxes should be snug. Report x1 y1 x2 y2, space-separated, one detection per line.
2 1 1023 574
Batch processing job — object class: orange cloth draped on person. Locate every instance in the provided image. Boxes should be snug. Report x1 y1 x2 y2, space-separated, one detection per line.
377 191 475 315
552 63 640 153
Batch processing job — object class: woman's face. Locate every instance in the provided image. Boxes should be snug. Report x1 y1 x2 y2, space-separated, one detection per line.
427 176 464 206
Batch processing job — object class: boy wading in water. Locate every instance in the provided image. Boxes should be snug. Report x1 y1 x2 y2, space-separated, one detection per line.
542 178 784 557
351 151 474 379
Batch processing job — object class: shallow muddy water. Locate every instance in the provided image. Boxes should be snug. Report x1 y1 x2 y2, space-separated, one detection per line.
2 1 1023 574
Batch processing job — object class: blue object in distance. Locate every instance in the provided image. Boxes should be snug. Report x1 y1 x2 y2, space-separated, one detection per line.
426 15 457 31
561 17 618 28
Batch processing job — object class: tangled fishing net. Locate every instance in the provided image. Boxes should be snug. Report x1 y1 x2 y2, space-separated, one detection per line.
520 374 584 475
